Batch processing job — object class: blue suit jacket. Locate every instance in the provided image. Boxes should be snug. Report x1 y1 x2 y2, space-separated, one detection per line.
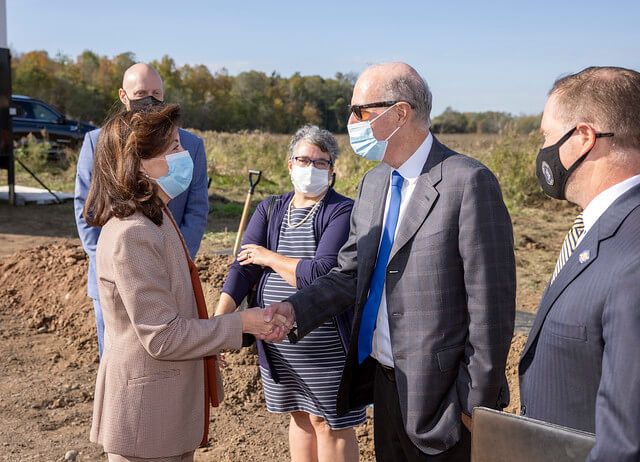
519 184 640 462
74 128 209 299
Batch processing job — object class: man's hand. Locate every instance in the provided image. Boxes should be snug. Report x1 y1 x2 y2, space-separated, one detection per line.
260 302 296 342
263 302 296 327
239 307 289 339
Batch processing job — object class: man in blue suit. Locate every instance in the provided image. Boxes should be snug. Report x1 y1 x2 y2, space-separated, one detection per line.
74 63 209 359
519 66 640 461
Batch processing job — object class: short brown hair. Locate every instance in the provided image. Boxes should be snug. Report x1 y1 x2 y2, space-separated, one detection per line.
84 104 181 227
550 66 640 150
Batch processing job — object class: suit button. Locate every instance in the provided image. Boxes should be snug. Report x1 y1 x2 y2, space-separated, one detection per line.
391 312 402 317
520 405 526 415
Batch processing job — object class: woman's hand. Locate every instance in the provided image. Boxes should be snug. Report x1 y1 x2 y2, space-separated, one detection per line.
238 244 300 288
237 244 275 267
239 307 291 341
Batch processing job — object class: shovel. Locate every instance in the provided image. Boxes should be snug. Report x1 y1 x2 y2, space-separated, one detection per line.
232 170 262 256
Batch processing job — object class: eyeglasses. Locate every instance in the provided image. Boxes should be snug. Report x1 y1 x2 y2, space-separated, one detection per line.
347 100 413 121
292 156 333 170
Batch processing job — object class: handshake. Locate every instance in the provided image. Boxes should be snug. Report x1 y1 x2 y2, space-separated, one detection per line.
239 302 297 342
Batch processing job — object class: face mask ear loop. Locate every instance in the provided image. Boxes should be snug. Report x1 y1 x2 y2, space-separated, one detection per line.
564 130 600 178
555 127 577 147
369 104 396 125
369 104 402 141
385 125 402 141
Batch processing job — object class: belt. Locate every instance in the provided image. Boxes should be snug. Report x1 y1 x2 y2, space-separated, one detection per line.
378 362 396 382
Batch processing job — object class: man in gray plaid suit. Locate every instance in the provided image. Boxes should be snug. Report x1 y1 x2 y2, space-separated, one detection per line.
264 62 516 461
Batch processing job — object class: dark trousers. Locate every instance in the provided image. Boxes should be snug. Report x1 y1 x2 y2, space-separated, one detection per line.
373 362 471 462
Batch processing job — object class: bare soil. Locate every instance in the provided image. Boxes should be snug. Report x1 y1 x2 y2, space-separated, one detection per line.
0 200 571 461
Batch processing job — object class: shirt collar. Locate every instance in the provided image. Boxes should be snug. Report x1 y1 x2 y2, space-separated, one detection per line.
582 174 640 233
394 132 433 183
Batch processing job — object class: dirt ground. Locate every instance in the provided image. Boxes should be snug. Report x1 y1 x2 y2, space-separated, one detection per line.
0 200 572 461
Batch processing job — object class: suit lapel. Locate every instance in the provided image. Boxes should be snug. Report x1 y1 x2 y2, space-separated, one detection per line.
521 183 640 360
356 165 390 298
521 231 600 358
388 138 445 261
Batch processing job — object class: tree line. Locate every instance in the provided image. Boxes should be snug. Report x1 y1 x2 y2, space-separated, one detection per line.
431 107 540 135
11 50 539 134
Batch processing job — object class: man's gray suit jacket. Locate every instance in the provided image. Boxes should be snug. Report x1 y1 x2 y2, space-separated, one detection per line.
287 136 516 455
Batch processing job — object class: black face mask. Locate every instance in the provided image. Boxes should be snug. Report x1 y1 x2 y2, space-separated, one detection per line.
536 127 614 200
128 95 164 112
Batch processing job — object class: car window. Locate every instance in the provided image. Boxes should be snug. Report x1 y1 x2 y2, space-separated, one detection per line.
31 103 61 123
12 101 32 118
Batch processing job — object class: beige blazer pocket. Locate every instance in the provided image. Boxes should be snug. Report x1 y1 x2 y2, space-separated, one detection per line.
127 369 181 386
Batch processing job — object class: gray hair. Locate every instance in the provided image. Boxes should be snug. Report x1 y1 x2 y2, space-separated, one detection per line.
287 125 340 163
376 68 432 128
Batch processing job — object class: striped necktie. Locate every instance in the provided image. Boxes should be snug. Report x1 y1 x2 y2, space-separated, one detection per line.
550 213 585 284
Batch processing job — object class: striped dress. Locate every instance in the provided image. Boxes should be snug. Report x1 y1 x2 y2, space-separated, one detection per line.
260 205 367 429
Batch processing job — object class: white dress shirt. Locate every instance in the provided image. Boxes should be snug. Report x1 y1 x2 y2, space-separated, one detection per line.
577 174 640 245
371 132 433 367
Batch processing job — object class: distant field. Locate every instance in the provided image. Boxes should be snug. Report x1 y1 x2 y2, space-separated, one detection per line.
2 132 504 201
3 130 551 250
196 131 505 203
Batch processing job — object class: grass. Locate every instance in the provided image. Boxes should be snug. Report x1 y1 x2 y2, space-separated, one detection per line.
195 131 377 202
196 131 503 207
4 136 79 193
1 130 547 218
203 229 237 251
208 201 246 218
485 131 547 211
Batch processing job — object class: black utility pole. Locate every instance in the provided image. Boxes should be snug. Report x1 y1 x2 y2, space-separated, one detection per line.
0 0 14 205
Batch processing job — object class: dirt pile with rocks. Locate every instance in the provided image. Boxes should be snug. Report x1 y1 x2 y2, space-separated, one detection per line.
0 240 523 461
0 242 97 365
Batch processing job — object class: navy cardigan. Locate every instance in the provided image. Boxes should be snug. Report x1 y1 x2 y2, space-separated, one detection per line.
221 188 355 381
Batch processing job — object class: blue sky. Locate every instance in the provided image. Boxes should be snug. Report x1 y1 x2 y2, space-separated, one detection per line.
6 0 640 116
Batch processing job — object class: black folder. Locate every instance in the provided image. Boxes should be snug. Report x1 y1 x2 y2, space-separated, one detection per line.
471 407 595 462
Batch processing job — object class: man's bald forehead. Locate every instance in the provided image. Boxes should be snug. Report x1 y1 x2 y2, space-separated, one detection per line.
122 63 163 90
354 61 432 126
361 62 421 81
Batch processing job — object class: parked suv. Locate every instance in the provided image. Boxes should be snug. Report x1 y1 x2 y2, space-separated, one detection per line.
10 95 97 150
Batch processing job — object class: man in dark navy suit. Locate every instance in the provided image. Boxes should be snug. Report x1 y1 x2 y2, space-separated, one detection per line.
519 66 640 461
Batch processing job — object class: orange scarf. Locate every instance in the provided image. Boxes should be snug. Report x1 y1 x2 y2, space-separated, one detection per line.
165 207 221 447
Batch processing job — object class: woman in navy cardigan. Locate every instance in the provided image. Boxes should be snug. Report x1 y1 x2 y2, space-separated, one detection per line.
216 125 365 461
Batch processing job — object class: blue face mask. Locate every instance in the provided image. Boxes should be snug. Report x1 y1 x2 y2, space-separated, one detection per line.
153 150 193 199
347 105 402 161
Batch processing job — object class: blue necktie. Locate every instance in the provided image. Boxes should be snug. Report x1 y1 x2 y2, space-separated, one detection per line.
358 171 404 364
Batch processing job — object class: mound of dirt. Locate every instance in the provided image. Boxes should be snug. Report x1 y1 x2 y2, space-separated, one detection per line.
505 333 526 414
0 240 524 461
0 241 97 366
0 246 235 367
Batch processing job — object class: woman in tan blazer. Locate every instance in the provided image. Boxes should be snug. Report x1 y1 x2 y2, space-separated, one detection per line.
84 105 287 461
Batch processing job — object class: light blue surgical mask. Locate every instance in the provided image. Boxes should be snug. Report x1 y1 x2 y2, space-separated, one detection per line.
153 150 193 199
347 105 402 161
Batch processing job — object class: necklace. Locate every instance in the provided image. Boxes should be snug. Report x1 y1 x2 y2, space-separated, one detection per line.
287 198 322 229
